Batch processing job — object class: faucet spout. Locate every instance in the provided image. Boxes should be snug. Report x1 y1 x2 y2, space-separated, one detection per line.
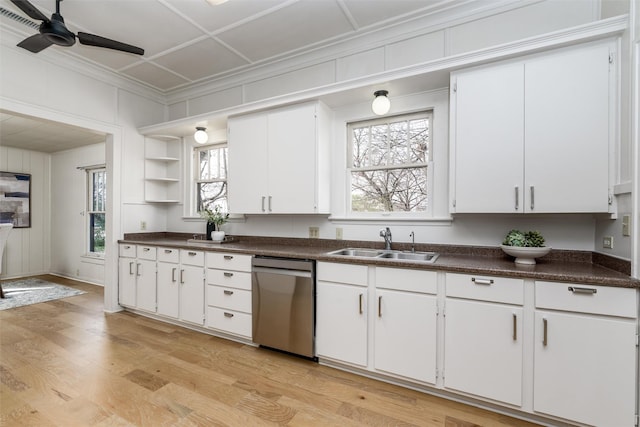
380 227 392 250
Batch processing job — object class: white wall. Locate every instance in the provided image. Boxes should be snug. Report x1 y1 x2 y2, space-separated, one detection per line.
0 147 50 279
50 143 106 285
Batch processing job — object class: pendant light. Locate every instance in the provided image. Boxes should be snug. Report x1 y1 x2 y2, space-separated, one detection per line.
371 90 390 115
194 127 209 144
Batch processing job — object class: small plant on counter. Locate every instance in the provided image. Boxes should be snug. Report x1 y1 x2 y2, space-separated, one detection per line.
199 205 229 231
502 229 545 247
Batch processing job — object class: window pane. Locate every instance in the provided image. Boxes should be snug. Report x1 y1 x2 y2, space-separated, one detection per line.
351 167 428 212
352 127 368 168
89 213 105 253
197 182 227 212
92 170 106 211
409 118 429 163
199 147 227 180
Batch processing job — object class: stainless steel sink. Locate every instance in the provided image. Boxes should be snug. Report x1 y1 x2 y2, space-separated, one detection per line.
328 248 439 263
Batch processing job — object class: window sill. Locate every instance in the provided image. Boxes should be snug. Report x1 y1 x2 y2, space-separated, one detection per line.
81 254 105 263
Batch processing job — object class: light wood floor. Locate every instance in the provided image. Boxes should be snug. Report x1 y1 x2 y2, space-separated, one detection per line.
0 275 541 426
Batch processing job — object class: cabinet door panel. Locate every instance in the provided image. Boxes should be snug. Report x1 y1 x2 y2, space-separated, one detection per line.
316 281 367 367
136 259 157 312
444 299 523 406
534 311 636 427
374 290 437 384
524 44 610 212
179 265 204 325
157 262 179 318
118 258 136 307
452 62 524 213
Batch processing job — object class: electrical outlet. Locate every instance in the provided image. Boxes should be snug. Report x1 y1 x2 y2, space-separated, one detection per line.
336 227 343 240
140 221 147 230
603 236 613 249
622 215 630 237
309 227 319 239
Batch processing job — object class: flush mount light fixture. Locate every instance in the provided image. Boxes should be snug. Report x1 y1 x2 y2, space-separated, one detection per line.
206 0 229 5
194 127 209 144
371 90 390 116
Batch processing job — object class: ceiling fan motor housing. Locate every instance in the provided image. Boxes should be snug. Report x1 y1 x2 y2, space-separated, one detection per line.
41 13 75 46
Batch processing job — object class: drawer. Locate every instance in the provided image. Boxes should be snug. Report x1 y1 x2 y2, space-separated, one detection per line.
446 273 524 305
317 262 368 286
206 252 252 271
180 249 204 266
137 245 157 260
536 281 637 318
376 267 437 294
157 247 179 263
207 269 251 290
207 285 251 313
206 307 252 338
119 244 136 258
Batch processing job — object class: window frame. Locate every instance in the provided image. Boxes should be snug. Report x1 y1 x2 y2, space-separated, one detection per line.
346 110 434 219
86 167 106 257
192 142 228 216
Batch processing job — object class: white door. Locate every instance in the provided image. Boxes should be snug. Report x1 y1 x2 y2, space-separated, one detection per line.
316 281 367 367
118 257 136 307
452 62 525 213
228 113 268 214
179 265 204 325
524 43 610 213
157 262 179 318
444 299 523 406
374 289 437 384
268 103 318 213
533 311 636 427
135 259 156 312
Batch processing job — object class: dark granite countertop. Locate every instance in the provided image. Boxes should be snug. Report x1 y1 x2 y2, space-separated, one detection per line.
119 233 639 289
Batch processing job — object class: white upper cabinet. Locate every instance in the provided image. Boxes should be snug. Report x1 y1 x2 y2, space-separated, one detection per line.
450 41 614 214
228 101 331 214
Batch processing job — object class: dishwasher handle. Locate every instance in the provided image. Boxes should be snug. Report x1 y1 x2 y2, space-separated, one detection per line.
252 266 312 279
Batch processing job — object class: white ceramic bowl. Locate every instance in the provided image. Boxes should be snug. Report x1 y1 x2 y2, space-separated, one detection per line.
500 245 552 265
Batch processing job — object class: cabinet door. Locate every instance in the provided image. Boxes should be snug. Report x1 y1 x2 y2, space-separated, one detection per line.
452 62 524 213
444 299 523 406
267 103 318 213
316 281 367 367
228 114 268 214
118 257 136 307
524 43 610 213
534 311 636 427
157 262 179 318
135 259 157 312
374 289 437 384
179 265 204 325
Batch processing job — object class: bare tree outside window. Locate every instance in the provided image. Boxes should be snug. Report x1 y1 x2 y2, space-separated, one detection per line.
195 144 228 212
349 112 431 213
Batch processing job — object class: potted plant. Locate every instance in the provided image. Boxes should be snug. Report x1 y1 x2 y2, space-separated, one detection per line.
199 205 229 241
501 229 551 265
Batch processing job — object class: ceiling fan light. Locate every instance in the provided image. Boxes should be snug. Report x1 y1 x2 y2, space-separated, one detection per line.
194 127 209 144
372 90 390 115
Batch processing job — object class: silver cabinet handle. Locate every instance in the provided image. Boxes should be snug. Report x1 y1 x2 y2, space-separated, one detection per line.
378 296 382 317
359 293 363 314
164 249 172 254
512 313 517 341
543 318 548 346
136 263 141 276
261 196 266 212
530 186 535 210
268 195 272 212
224 312 234 318
143 247 150 252
124 245 131 249
129 261 134 275
180 269 184 284
223 272 233 277
471 277 493 285
224 255 233 260
223 290 234 295
568 286 597 294
188 251 197 256
171 267 177 283
515 186 519 211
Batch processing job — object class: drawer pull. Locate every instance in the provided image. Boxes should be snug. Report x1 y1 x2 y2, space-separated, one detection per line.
543 318 548 347
471 277 494 285
224 312 234 318
359 293 363 314
512 313 517 341
124 245 131 249
188 251 197 256
164 249 172 254
224 290 234 295
568 286 597 295
224 272 233 277
143 247 150 252
224 255 233 260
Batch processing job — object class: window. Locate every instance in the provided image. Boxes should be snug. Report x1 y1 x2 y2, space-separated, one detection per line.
348 111 432 214
87 168 106 255
194 144 228 213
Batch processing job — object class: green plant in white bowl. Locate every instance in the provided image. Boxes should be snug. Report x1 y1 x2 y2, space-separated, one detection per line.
501 229 551 265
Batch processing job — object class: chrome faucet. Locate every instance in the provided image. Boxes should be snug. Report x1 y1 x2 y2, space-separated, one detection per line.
380 227 392 250
410 231 415 253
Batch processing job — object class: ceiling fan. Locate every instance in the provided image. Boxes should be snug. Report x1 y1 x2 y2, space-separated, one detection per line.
9 0 144 55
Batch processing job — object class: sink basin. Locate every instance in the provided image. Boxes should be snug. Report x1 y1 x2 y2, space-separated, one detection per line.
328 248 383 257
327 248 439 263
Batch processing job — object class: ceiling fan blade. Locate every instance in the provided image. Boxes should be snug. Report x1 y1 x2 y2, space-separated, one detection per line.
17 33 54 53
9 0 49 22
77 32 144 55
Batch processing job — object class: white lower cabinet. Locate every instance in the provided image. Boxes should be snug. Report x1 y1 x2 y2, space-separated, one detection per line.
157 247 180 318
533 281 637 427
179 250 205 325
118 244 156 311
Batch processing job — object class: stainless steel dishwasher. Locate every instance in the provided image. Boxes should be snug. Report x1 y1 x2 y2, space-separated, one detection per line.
252 256 315 358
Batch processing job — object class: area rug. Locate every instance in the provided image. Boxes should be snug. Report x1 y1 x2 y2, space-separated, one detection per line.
0 278 86 310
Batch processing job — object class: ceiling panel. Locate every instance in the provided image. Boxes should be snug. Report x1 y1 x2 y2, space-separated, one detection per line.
342 0 443 28
122 61 190 91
